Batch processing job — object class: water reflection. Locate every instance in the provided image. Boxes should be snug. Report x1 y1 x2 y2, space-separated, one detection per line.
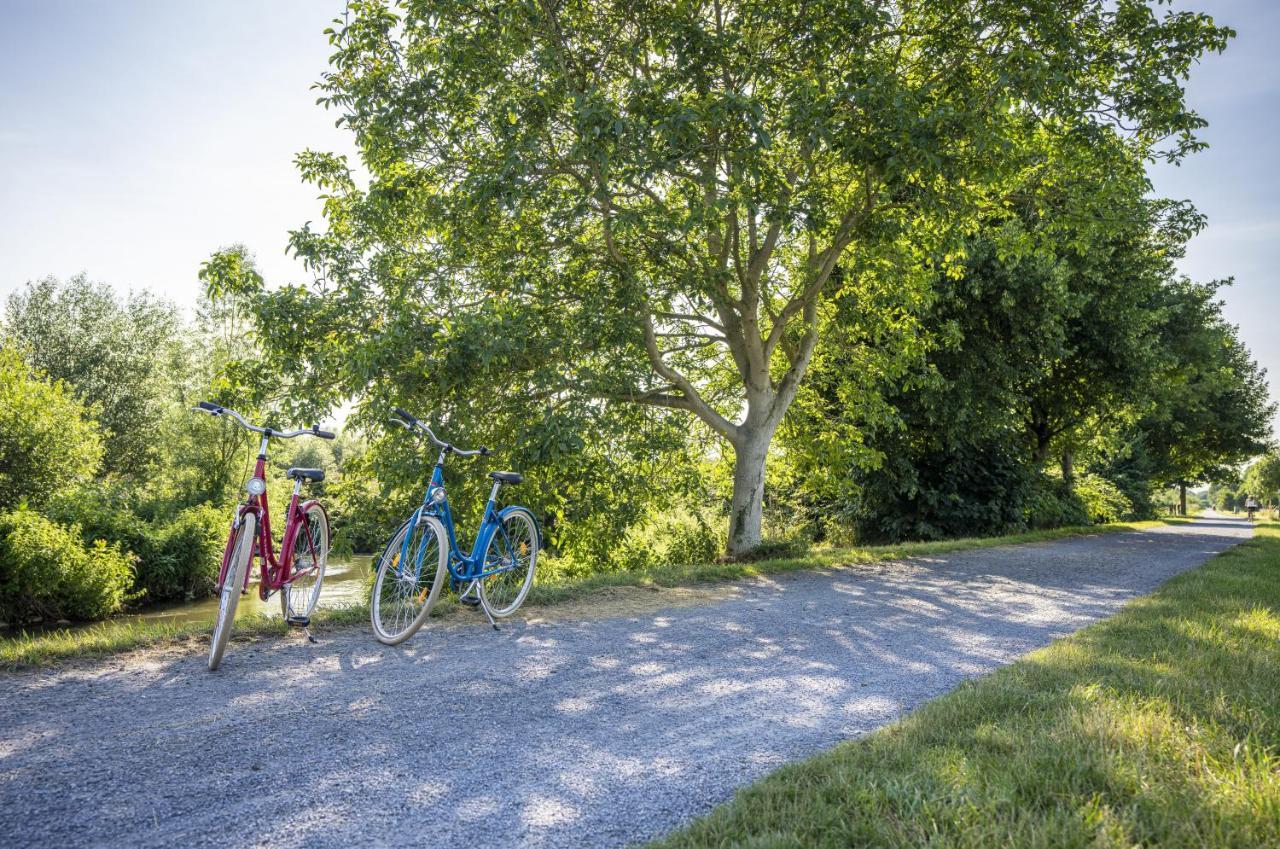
5 555 372 635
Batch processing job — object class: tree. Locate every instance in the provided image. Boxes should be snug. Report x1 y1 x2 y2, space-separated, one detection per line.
1243 453 1280 509
780 122 1198 539
0 344 103 511
1140 279 1274 513
3 275 187 477
235 0 1230 555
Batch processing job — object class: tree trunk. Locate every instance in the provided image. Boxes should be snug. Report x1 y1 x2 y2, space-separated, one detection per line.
728 429 770 557
1060 449 1074 488
1179 481 1187 516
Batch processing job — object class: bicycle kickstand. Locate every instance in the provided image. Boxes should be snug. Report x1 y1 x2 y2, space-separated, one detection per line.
460 581 498 630
473 584 500 632
286 615 318 644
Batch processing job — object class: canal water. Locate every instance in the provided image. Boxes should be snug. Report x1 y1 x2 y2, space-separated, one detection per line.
131 554 374 627
4 555 373 635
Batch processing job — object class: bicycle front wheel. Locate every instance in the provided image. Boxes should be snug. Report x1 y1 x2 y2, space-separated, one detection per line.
370 514 448 645
209 514 255 671
479 508 538 617
282 502 330 620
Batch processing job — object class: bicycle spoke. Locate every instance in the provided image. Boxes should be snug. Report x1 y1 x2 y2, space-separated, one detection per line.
480 510 537 617
371 517 445 644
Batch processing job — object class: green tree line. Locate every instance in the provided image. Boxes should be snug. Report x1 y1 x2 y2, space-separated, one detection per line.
0 275 368 624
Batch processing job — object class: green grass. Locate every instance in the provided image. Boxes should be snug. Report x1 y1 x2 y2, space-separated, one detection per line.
0 602 372 669
649 522 1280 849
0 517 1185 669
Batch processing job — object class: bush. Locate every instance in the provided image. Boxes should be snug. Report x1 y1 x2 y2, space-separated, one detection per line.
46 489 226 605
1074 472 1134 524
851 440 1035 544
0 344 103 511
137 505 226 603
553 509 725 578
1023 475 1090 529
0 507 134 623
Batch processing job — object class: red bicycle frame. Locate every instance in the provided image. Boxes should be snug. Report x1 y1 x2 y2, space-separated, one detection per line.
216 438 328 601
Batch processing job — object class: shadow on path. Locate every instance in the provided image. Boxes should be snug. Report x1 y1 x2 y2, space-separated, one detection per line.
0 518 1251 849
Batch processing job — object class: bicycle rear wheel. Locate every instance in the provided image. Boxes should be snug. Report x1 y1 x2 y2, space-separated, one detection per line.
370 514 448 645
479 508 538 618
209 514 255 671
282 502 329 620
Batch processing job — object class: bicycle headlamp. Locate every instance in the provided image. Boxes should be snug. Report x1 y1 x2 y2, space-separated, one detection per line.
246 477 267 496
430 488 446 505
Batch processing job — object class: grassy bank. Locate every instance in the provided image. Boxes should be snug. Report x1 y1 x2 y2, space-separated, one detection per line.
0 518 1185 669
650 522 1280 849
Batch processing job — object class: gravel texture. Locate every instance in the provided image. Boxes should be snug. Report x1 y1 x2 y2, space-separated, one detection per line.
0 517 1251 848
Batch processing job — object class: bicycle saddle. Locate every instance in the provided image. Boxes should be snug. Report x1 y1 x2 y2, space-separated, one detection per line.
286 467 326 482
488 471 523 485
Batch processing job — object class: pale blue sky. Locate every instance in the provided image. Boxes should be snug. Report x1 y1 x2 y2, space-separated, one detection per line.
1 0 1277 428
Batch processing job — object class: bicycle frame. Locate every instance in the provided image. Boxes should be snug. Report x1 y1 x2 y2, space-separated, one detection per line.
216 434 327 600
397 453 522 585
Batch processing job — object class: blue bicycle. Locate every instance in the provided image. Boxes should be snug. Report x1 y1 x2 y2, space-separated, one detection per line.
370 408 539 644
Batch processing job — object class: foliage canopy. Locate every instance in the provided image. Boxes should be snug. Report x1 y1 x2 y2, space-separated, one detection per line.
213 0 1233 554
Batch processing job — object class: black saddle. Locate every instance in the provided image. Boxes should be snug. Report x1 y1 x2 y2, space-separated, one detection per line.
287 468 325 482
488 471 523 485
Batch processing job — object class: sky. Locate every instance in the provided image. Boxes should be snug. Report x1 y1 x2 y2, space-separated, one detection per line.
1 0 1277 428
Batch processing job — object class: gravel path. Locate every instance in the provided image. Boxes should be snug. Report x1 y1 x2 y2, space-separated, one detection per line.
0 517 1251 848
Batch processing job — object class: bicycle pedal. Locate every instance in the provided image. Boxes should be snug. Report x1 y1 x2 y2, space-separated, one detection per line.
285 615 311 628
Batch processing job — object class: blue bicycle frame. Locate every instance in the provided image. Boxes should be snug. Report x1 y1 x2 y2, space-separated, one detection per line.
398 461 525 586
388 409 530 590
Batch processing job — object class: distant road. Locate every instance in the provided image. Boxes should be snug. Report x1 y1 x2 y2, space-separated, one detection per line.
0 517 1252 848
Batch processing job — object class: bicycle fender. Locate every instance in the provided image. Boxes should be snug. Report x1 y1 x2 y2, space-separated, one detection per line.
493 505 541 550
298 498 329 529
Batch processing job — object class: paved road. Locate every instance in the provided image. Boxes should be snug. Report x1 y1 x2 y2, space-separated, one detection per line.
0 517 1252 848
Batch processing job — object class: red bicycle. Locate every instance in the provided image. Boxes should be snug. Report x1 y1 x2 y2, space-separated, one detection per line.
195 401 335 670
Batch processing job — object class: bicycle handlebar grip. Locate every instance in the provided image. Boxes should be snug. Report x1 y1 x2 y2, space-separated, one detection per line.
392 407 417 424
480 447 491 456
197 400 221 412
312 426 337 440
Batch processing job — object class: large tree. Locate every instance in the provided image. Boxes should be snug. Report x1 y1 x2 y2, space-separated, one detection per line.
1139 279 1274 513
3 275 187 477
237 0 1229 555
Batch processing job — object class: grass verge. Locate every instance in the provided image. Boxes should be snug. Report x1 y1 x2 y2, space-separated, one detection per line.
0 517 1187 669
649 522 1280 849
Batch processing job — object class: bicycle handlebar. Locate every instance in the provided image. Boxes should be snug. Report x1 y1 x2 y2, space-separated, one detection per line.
195 401 336 441
389 408 490 456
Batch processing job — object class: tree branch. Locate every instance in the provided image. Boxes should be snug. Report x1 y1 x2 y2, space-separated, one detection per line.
641 311 738 441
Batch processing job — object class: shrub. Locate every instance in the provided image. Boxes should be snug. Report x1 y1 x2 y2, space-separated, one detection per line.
0 507 134 623
0 344 103 511
851 440 1035 544
137 505 226 603
1023 475 1090 529
1074 472 1134 524
46 489 226 605
553 509 725 578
